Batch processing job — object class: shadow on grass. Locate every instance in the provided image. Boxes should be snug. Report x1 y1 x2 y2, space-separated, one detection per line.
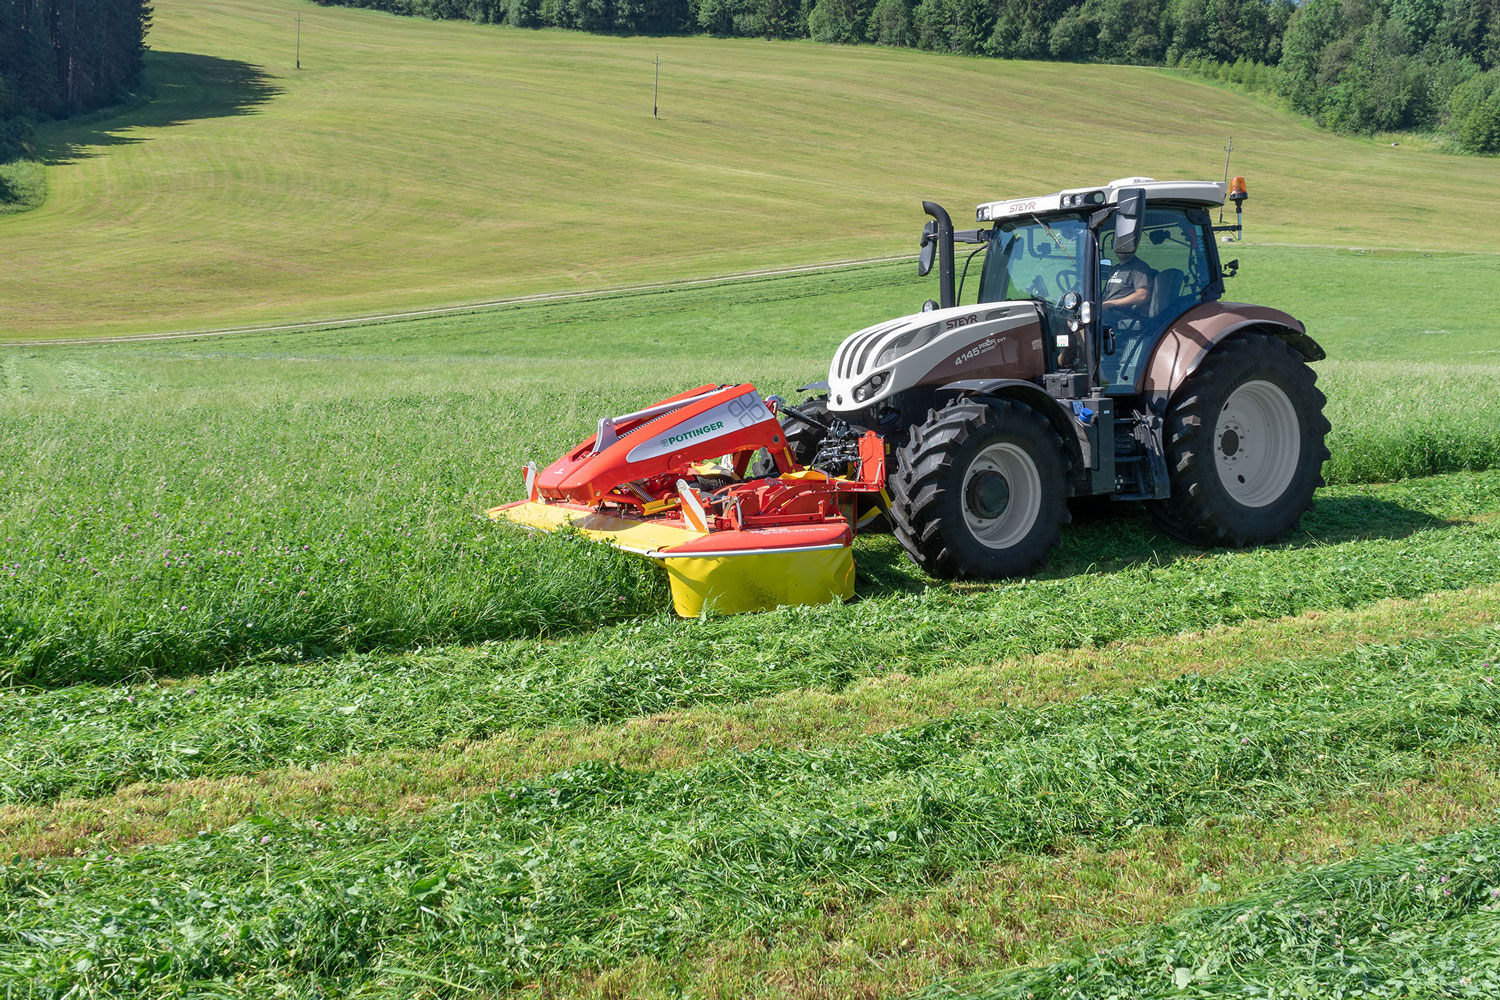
853 494 1448 598
40 51 281 166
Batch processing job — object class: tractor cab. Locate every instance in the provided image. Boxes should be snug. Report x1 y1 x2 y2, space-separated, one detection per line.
968 178 1238 394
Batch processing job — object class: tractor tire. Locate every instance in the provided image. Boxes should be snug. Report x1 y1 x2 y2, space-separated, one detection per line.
889 396 1069 578
1149 334 1330 547
752 395 831 476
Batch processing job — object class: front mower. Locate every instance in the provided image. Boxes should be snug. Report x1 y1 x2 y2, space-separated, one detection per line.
489 383 884 615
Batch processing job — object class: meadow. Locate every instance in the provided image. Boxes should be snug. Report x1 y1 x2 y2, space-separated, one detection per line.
3 240 1500 996
5 0 1500 340
4 0 1500 993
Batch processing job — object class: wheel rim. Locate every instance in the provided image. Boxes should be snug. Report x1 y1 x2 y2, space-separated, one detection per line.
961 442 1042 549
1214 379 1301 508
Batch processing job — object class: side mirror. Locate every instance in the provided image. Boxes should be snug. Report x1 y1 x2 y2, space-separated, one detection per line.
1114 188 1145 256
918 221 937 276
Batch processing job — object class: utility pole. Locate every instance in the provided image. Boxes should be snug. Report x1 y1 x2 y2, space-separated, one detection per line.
653 54 660 119
296 14 302 70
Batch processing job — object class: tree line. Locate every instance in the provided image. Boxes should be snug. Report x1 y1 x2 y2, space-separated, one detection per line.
315 0 1500 151
0 0 154 162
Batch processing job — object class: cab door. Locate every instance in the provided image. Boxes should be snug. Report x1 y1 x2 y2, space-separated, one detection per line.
1096 207 1217 392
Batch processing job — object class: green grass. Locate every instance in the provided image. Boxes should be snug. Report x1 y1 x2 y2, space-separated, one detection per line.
935 824 1500 998
5 470 1498 803
3 628 1497 993
0 247 1496 690
3 46 1500 987
0 159 45 216
4 0 1500 338
3 247 1499 690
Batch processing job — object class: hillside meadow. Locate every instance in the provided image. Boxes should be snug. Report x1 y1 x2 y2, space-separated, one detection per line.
3 239 1500 994
5 0 1500 993
3 0 1500 339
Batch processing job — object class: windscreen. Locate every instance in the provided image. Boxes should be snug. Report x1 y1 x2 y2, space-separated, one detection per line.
978 215 1089 310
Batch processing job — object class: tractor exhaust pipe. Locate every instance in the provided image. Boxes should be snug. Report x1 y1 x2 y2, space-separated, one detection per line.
922 201 956 310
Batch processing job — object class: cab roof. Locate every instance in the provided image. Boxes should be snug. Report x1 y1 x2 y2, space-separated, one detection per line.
975 178 1227 224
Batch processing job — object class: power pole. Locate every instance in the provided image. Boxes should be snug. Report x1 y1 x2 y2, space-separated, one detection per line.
296 14 302 70
653 54 660 119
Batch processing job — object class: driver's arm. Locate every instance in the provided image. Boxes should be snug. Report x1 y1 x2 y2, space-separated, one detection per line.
1104 285 1149 308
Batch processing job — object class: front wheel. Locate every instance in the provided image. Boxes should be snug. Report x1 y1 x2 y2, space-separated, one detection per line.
1150 335 1330 546
889 397 1069 578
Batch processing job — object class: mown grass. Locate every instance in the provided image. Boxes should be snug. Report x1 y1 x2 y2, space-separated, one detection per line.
4 583 1491 859
939 825 1500 998
577 752 1500 999
2 628 1496 993
3 239 1500 994
5 0 1500 338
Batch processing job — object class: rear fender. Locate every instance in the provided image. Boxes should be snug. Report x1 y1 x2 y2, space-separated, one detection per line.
1140 302 1323 410
937 378 1084 483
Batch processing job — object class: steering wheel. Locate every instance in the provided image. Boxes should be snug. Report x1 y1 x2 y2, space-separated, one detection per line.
1053 271 1080 296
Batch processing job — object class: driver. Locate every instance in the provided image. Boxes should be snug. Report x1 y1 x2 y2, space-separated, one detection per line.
1101 246 1153 327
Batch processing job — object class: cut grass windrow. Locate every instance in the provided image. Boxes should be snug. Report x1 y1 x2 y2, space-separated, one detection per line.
3 471 1497 807
932 824 1500 999
4 583 1497 860
583 753 1500 1000
2 628 1496 993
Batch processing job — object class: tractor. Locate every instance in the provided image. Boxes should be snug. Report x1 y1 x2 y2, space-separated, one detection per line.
781 176 1329 577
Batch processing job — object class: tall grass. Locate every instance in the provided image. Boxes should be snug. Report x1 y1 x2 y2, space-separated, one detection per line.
1 629 1496 992
0 393 665 687
3 371 1498 689
1321 362 1500 484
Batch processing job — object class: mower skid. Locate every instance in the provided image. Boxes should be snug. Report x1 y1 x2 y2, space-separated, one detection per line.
488 500 854 616
489 499 700 556
660 544 853 617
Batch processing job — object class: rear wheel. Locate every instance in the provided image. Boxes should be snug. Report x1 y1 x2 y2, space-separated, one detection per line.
890 397 1069 578
1150 335 1329 546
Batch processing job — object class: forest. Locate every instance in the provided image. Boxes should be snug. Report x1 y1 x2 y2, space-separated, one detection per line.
0 0 153 165
318 0 1500 150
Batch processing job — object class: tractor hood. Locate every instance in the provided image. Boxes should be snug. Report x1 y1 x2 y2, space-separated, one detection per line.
827 302 1049 413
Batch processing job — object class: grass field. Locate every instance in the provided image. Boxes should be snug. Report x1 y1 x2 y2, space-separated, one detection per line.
4 0 1500 339
3 236 1500 995
5 0 1500 993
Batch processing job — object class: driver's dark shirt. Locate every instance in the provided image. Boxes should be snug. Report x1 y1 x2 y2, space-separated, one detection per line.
1104 255 1152 303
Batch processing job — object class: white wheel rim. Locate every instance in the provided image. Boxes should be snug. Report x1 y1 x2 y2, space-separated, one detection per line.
961 442 1042 549
1214 379 1301 507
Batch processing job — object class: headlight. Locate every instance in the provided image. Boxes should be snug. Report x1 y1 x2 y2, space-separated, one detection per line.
875 322 941 367
853 372 887 403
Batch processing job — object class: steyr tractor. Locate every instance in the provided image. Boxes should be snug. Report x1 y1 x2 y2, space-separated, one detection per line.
493 177 1329 614
788 175 1329 578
